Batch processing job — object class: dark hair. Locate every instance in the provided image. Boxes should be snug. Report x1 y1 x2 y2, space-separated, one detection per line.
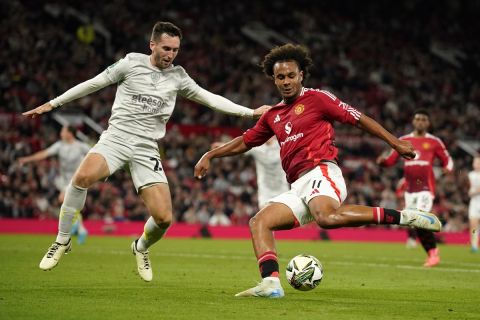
261 44 313 79
151 21 182 42
413 109 430 119
63 125 75 134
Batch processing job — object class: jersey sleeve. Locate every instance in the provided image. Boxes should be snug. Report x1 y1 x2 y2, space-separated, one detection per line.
434 138 454 171
177 67 202 98
316 90 361 125
243 113 274 148
103 55 131 83
45 141 61 156
49 57 129 108
382 149 400 167
177 68 254 117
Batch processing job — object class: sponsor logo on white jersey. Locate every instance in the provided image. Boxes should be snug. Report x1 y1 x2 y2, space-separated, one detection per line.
285 122 292 134
274 114 281 123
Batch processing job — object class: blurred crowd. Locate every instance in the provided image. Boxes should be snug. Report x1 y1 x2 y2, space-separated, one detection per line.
1 0 479 231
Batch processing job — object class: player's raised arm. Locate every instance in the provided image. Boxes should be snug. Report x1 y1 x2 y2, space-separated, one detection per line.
356 114 416 160
22 58 127 119
194 136 250 179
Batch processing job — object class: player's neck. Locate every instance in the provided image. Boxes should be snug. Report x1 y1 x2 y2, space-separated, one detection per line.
283 93 301 105
413 130 426 137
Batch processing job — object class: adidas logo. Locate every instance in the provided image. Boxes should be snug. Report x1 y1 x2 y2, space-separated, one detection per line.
274 114 280 123
310 189 320 196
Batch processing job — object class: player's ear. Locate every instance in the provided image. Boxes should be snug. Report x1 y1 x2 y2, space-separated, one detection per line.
149 40 156 52
299 71 304 83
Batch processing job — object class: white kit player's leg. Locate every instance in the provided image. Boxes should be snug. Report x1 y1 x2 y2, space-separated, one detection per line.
39 184 86 270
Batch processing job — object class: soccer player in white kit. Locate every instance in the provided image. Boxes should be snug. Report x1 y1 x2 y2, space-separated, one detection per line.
246 137 289 208
213 136 289 209
17 126 91 243
23 21 268 281
468 156 480 252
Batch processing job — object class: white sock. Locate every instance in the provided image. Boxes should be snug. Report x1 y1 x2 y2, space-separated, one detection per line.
136 217 169 252
56 184 87 244
472 229 479 250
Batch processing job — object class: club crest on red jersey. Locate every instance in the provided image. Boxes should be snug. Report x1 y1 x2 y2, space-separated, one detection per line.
294 104 305 115
422 142 430 150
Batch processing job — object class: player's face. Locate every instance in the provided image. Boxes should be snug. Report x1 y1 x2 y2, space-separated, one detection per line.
150 34 180 69
273 61 303 102
412 114 430 132
60 127 72 141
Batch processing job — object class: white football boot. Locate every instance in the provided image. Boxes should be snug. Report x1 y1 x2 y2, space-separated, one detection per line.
39 239 72 270
400 209 442 232
131 240 153 282
235 277 284 298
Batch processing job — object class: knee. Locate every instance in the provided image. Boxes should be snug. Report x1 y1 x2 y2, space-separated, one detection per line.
249 215 264 232
72 171 95 189
151 210 173 227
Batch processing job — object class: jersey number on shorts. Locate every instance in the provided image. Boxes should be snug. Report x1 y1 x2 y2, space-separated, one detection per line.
149 157 162 172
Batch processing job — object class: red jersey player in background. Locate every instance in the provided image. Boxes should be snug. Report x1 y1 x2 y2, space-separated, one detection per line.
194 44 442 298
377 110 453 267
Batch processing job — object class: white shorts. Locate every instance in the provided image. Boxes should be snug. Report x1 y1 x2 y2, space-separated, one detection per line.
404 191 434 212
89 130 167 192
270 162 347 226
469 197 480 219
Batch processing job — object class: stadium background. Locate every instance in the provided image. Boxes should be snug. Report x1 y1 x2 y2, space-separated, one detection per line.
1 0 479 235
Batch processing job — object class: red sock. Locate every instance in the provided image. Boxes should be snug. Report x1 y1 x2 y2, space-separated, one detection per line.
373 207 401 224
258 251 279 278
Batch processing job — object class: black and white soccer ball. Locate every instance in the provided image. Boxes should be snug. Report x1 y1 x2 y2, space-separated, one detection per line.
285 254 323 291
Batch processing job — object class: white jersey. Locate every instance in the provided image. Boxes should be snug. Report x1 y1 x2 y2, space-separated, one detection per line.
103 53 200 139
46 139 91 179
469 171 480 201
469 170 480 218
247 142 289 207
50 52 253 140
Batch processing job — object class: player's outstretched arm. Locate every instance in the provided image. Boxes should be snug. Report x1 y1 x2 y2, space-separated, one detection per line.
252 105 271 119
357 114 416 160
22 102 55 119
195 136 249 179
187 88 271 119
23 73 113 119
17 150 50 165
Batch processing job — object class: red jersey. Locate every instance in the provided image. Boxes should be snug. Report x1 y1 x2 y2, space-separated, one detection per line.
382 133 453 193
243 88 361 183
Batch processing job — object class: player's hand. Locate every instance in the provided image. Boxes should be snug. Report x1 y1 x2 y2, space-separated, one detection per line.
394 139 416 160
22 102 54 118
252 105 271 119
194 154 211 179
376 155 386 165
17 157 27 166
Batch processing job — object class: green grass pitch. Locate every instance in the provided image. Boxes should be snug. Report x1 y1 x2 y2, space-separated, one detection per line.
0 234 478 320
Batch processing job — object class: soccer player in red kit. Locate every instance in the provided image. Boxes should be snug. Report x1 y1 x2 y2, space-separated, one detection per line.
377 110 453 267
194 44 442 298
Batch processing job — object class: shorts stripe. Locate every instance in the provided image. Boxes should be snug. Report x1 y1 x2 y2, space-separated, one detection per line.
320 164 341 202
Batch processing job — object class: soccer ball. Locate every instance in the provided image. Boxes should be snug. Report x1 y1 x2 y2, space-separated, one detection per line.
285 254 323 291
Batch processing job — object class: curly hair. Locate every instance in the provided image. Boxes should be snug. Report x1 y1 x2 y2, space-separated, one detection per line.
261 44 313 79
